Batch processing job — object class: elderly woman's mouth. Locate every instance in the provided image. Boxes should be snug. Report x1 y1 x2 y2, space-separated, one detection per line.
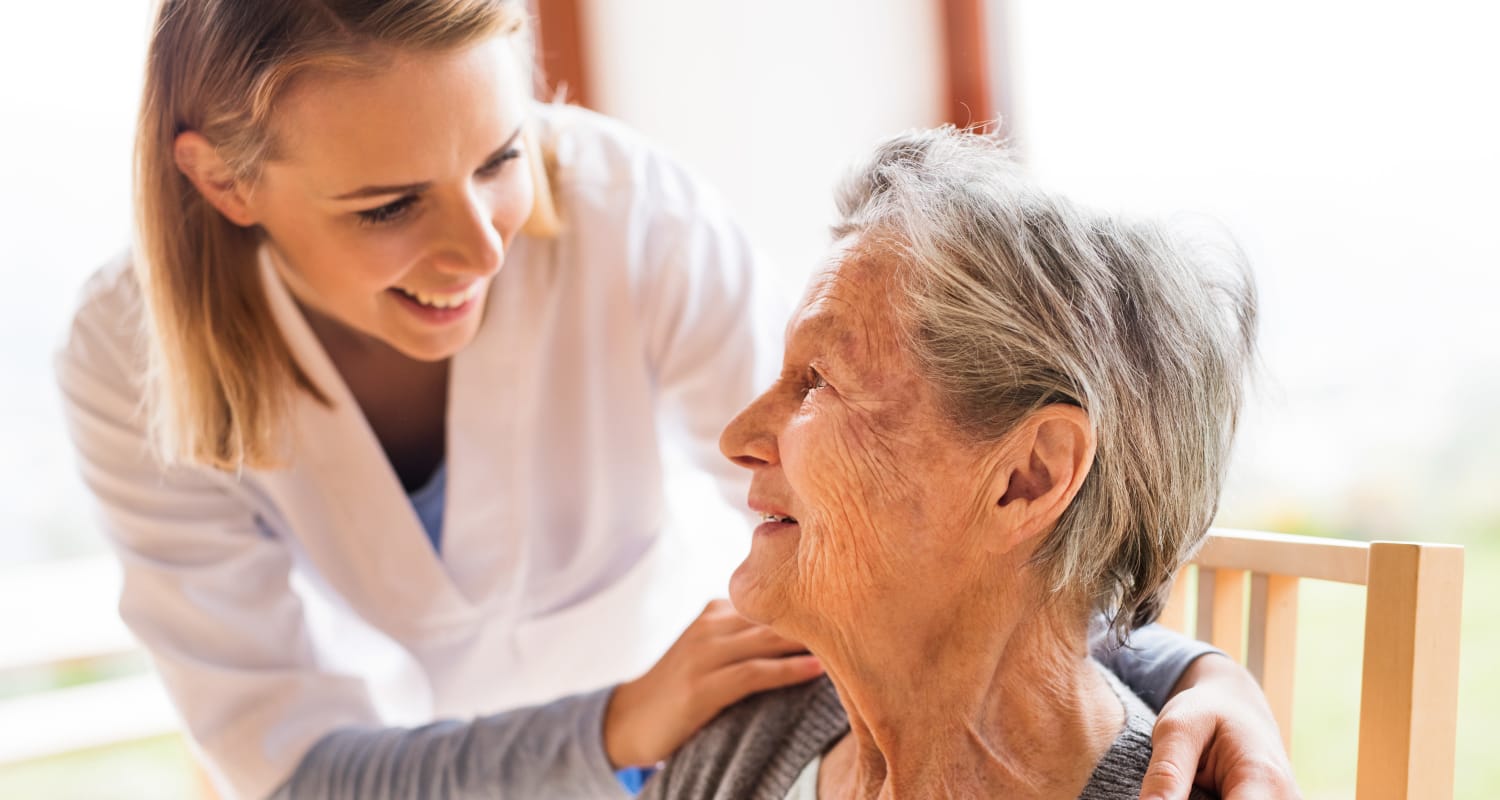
756 513 799 534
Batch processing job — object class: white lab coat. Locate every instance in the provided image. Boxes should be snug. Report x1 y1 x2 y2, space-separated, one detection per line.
56 105 784 799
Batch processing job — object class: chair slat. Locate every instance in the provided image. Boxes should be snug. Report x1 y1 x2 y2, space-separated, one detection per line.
1157 565 1192 634
1195 567 1216 642
1247 572 1299 750
1186 530 1463 798
1355 542 1464 800
1204 568 1247 661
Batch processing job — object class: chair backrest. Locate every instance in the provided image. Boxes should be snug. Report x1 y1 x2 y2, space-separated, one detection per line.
1156 529 1464 800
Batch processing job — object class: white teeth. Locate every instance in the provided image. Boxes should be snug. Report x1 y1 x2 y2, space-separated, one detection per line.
760 513 797 524
400 283 481 309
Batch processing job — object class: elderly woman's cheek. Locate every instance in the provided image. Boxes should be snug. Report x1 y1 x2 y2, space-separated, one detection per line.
798 447 913 603
788 523 859 621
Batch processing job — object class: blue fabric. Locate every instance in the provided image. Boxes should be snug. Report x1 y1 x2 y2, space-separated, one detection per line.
616 766 654 793
407 461 448 554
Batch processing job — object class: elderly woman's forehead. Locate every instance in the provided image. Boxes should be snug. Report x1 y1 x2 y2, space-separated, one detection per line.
789 248 901 352
807 243 897 303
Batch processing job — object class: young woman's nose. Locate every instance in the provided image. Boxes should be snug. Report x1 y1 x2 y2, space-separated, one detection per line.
433 189 505 276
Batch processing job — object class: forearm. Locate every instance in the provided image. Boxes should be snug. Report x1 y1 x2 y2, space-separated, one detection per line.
1093 622 1223 712
267 687 629 800
1167 649 1272 710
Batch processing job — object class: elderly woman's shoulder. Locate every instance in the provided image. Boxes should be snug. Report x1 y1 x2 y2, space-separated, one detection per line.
642 675 847 800
1084 669 1220 800
644 670 1219 800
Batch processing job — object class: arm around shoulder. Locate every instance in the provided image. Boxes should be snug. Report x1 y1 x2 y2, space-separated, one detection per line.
57 265 635 800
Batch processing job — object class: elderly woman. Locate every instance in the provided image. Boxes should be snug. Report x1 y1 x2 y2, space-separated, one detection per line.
643 128 1254 799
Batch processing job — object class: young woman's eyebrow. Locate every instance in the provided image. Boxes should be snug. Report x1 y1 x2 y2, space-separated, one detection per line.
330 124 525 201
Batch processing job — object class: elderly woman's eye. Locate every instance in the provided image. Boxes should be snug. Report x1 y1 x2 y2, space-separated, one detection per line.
806 368 828 393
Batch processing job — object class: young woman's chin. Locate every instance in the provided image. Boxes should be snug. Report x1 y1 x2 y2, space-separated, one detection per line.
387 326 479 362
377 290 489 361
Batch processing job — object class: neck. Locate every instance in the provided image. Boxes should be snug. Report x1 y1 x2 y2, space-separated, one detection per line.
294 297 399 364
818 588 1123 799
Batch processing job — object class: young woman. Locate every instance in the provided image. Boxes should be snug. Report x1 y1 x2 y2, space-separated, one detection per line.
56 1 1295 798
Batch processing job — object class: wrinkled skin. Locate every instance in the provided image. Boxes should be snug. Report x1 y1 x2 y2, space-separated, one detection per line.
720 240 1120 797
722 242 1011 660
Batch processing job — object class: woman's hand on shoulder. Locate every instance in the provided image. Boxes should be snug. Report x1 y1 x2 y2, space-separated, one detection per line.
1140 653 1301 799
602 599 823 769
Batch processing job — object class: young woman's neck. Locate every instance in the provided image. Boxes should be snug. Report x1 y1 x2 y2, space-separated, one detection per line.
293 297 451 490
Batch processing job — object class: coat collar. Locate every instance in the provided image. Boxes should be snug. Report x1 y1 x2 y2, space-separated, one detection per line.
253 242 544 636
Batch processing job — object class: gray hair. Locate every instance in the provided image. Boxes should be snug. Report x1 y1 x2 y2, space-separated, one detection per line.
833 127 1257 641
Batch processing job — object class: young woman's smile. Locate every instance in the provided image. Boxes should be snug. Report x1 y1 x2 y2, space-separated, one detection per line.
244 37 536 361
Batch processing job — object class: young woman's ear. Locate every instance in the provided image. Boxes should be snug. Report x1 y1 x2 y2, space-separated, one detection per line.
173 132 258 227
986 404 1097 554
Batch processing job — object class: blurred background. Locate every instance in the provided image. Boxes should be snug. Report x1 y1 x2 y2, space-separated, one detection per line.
1 1 1495 797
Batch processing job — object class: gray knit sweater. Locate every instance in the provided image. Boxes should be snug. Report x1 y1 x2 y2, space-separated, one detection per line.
641 664 1218 799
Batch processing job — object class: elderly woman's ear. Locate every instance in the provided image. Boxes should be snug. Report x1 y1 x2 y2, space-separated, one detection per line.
986 404 1097 553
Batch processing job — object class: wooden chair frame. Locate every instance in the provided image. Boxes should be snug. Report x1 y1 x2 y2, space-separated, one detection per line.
1157 529 1464 799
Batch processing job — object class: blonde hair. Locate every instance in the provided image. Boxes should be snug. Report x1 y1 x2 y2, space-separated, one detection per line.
134 0 555 471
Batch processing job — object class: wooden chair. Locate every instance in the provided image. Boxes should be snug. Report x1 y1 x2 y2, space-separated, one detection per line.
1156 529 1464 800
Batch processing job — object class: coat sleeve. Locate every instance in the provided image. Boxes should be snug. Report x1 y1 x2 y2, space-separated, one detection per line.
54 285 379 798
633 152 792 518
1090 621 1223 712
268 687 627 800
54 271 626 800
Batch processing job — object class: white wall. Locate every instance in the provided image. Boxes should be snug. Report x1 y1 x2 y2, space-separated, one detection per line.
582 0 947 293
0 0 155 563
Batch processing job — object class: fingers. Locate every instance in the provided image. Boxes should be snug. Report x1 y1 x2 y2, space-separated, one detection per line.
1218 757 1301 800
683 599 810 666
1146 658 1301 800
687 598 759 638
717 623 810 662
606 601 822 769
1140 710 1214 800
701 654 824 709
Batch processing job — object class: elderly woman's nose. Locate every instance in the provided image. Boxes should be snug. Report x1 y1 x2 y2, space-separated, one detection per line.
720 394 779 469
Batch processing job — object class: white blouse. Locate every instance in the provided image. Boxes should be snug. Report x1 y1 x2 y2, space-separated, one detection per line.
785 755 822 800
56 103 786 798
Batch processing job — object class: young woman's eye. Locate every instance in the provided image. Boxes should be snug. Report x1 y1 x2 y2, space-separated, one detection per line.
476 147 522 177
356 194 419 226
